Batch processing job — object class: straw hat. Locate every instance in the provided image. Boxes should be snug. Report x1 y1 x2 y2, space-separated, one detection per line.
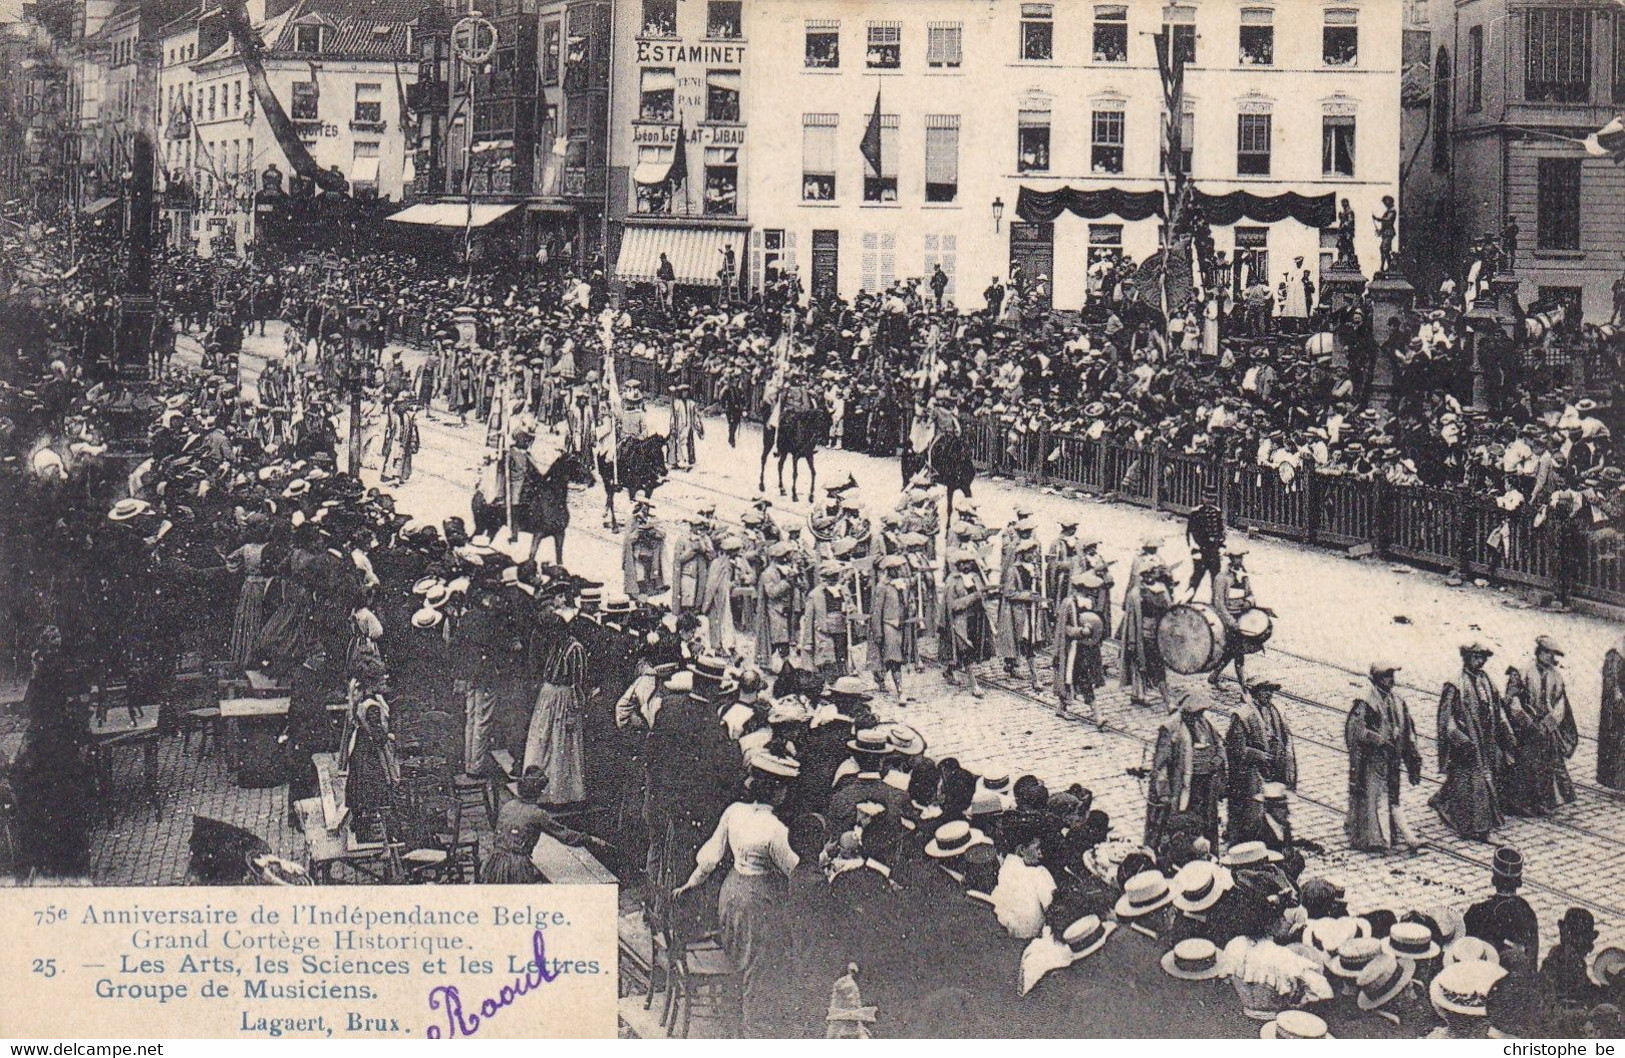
1429 959 1507 1018
1259 1010 1333 1039
1115 870 1174 919
1161 938 1231 981
1171 860 1234 914
1356 953 1416 1011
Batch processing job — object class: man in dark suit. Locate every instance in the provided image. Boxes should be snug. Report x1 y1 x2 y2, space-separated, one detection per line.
827 727 910 832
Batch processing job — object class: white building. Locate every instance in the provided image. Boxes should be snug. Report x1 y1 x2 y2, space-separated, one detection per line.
187 0 417 254
747 0 1402 310
156 7 200 247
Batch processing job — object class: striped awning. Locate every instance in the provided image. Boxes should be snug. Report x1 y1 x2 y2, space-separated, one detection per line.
385 202 520 228
616 225 745 287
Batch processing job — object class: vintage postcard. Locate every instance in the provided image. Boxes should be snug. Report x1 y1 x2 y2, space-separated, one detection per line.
2 0 1624 1040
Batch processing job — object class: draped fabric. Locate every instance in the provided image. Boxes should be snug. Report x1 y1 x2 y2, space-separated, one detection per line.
1192 190 1336 228
1015 186 1166 223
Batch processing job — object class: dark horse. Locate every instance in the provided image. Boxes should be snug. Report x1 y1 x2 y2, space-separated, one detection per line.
599 434 670 530
759 404 830 502
902 430 977 533
471 451 593 566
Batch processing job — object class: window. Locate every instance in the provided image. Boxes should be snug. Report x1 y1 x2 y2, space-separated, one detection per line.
803 114 837 200
1525 9 1591 103
634 145 674 213
1466 26 1483 112
1323 8 1358 66
867 22 901 69
1021 4 1053 61
1164 6 1196 65
705 146 738 215
1433 46 1451 170
705 69 740 123
863 114 899 201
927 22 962 68
290 81 317 121
1321 114 1355 176
293 23 322 53
1091 109 1125 173
861 231 897 292
923 233 956 297
805 20 839 68
1093 5 1128 62
1161 108 1194 174
925 115 959 202
1018 108 1050 172
707 0 741 40
233 80 242 114
354 82 382 124
1237 112 1271 175
208 84 217 119
1235 226 1269 286
542 21 560 84
639 68 675 122
1536 157 1581 250
1087 223 1123 268
641 0 675 38
1319 228 1339 276
1239 8 1273 66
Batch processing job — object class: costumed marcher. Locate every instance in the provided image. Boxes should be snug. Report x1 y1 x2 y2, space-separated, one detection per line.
1501 636 1577 816
1601 631 1625 790
1209 545 1267 688
1052 569 1106 725
1345 660 1423 852
1146 692 1228 853
1223 678 1298 845
1120 565 1172 709
622 493 667 601
941 548 994 698
802 559 854 687
1431 641 1514 842
868 554 913 702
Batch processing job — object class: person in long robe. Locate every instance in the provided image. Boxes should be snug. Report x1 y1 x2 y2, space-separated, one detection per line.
1119 571 1171 709
1430 642 1514 841
667 384 703 470
1223 679 1298 845
1600 633 1625 790
622 496 667 601
1146 693 1228 852
867 555 911 701
1344 661 1423 852
755 544 796 672
941 549 993 698
994 537 1044 690
670 516 712 616
522 597 589 805
801 562 854 687
1502 636 1578 816
701 537 740 654
224 520 275 669
1052 569 1105 724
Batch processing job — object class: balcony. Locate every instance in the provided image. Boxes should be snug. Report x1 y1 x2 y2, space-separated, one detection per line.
349 118 388 133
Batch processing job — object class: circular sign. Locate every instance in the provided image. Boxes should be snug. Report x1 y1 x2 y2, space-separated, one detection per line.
452 16 497 64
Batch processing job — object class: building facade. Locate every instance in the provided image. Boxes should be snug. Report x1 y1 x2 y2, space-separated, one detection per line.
0 11 75 214
748 0 1402 310
1420 0 1625 323
608 0 750 293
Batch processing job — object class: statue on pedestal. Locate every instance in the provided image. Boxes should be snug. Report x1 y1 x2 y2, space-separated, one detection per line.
1372 195 1397 275
1500 215 1520 274
1336 198 1359 271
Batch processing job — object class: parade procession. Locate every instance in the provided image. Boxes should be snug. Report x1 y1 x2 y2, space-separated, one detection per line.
5 0 1625 1041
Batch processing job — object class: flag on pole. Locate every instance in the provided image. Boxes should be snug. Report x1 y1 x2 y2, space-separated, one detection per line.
860 88 883 177
601 340 622 475
1582 115 1625 163
669 112 689 192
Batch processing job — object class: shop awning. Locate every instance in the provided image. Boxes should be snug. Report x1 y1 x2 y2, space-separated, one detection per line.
350 156 380 185
632 150 674 186
385 202 520 228
616 225 745 287
82 196 118 216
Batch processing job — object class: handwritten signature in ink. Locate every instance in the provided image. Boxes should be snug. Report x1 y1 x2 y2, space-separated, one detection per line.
425 928 560 1039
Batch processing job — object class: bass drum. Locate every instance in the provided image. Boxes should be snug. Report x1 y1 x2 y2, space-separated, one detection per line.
1157 603 1227 675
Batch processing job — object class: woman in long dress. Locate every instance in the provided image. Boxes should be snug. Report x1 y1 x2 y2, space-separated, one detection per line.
674 770 799 1037
225 517 276 668
522 603 588 805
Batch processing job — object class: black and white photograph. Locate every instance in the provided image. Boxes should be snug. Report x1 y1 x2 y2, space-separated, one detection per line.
2 0 1625 1039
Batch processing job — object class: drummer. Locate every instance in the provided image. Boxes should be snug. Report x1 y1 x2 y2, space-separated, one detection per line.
1209 545 1271 689
1053 568 1106 726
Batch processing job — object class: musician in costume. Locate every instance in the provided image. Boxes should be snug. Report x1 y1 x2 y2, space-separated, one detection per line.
1045 519 1084 614
1120 566 1173 710
1345 660 1423 852
903 532 936 655
1209 545 1270 689
623 493 667 601
942 547 993 698
1079 533 1114 637
1053 569 1106 725
1501 635 1577 817
801 559 855 687
1430 641 1514 842
671 512 714 616
755 541 797 672
702 535 743 655
868 554 915 703
1223 678 1299 845
1146 693 1229 853
996 536 1045 691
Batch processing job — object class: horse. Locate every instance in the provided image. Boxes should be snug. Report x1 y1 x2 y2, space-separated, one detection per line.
902 430 977 536
759 404 830 502
471 450 593 566
598 434 670 530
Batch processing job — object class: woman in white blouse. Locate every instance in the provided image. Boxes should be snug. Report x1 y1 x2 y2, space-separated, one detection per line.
674 767 799 1036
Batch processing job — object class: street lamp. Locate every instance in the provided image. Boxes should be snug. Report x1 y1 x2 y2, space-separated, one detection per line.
992 196 1005 232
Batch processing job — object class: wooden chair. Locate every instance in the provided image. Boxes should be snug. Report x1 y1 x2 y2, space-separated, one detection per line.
643 821 740 1037
397 795 478 883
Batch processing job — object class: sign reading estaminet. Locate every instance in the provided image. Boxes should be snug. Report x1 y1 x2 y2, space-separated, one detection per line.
0 887 617 1039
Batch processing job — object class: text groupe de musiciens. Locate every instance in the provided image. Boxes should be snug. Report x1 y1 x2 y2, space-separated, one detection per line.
87 904 577 1002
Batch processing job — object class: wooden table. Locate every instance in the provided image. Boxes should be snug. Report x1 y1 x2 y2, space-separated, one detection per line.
294 797 389 884
88 709 162 818
531 831 616 885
